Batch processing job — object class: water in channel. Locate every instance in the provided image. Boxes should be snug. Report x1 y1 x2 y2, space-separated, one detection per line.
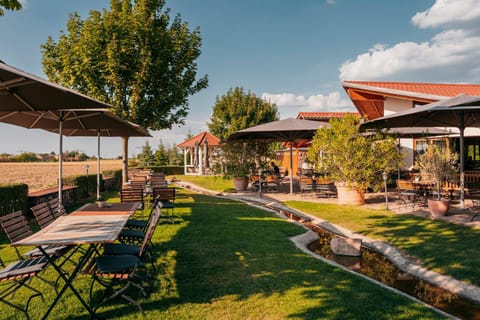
306 226 480 320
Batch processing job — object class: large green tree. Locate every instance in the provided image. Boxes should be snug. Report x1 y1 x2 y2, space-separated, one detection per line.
0 0 21 16
208 86 279 142
41 0 208 180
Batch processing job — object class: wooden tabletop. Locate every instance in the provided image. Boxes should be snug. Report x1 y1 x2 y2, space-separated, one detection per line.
71 201 141 216
13 203 137 247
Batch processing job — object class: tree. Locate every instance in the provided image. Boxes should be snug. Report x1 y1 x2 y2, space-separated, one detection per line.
154 140 169 166
168 144 183 165
208 87 279 142
138 141 154 167
41 0 208 181
0 0 22 16
307 114 401 198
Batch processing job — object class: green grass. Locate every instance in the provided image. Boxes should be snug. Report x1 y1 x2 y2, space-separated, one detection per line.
0 189 446 319
285 201 480 287
175 175 235 192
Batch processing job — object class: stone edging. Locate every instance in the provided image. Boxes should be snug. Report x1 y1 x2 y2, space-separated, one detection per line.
175 181 480 307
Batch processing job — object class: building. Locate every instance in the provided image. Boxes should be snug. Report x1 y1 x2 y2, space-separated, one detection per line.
342 81 480 170
178 131 221 175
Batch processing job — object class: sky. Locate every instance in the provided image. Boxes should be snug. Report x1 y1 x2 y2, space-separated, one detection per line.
1 0 480 158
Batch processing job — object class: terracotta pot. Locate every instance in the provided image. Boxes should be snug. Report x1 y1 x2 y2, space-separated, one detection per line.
427 198 450 218
336 184 365 205
233 176 249 191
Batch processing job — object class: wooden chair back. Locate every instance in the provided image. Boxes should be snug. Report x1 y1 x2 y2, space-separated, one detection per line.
0 210 33 258
120 188 144 208
153 187 175 203
138 199 161 258
30 202 55 229
48 198 66 218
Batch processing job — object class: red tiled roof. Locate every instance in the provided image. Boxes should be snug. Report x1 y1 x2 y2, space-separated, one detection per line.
178 131 220 148
296 112 360 120
343 81 480 97
342 81 480 120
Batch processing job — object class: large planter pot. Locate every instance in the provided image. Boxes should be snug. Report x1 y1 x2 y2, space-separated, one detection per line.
233 176 249 191
336 184 365 205
428 198 450 218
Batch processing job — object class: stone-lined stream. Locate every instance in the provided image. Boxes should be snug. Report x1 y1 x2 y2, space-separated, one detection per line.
307 226 480 320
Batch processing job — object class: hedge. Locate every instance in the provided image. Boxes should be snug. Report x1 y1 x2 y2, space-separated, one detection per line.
0 184 28 217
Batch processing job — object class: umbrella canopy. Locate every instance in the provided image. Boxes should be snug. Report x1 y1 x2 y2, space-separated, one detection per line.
360 94 480 208
0 61 117 209
0 109 150 201
228 118 329 194
0 61 111 111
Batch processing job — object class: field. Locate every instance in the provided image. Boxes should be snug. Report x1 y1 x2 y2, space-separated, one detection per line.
0 160 123 191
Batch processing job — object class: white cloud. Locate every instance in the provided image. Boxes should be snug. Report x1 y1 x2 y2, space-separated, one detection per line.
339 0 480 82
262 92 353 118
412 0 480 29
326 0 336 4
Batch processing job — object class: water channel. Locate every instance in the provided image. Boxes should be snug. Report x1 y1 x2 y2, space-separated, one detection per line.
306 225 480 320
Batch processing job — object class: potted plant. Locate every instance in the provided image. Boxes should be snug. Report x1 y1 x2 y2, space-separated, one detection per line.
222 140 256 191
307 114 401 205
416 145 458 217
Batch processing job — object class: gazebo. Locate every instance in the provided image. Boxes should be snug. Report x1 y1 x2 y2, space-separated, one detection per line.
178 131 221 175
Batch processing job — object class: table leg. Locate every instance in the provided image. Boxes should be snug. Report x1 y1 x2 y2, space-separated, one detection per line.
39 244 96 320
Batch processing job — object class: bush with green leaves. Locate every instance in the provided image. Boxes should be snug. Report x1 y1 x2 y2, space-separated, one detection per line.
307 114 401 194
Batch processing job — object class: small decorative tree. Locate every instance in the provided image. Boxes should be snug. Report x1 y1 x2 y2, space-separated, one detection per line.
416 145 458 200
307 114 401 204
222 141 256 177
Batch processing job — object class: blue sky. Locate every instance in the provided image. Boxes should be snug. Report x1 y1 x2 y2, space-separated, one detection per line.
1 0 479 157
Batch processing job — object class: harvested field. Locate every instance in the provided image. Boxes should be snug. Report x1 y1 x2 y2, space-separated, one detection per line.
0 160 122 192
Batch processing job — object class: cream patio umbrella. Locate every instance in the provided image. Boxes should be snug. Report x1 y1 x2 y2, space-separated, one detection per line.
0 61 116 209
0 109 150 203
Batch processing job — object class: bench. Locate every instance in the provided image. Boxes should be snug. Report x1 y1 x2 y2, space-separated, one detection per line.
28 185 78 209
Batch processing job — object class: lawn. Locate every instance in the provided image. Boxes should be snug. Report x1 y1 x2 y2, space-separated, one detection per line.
175 174 235 192
0 189 446 319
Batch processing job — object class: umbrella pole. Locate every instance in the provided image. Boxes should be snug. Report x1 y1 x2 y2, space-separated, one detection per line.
460 123 465 209
289 142 293 194
97 129 101 200
58 116 64 211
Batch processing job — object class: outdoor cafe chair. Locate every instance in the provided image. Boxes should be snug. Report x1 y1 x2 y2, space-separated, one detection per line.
102 198 162 269
152 187 176 223
118 198 161 246
121 187 145 210
0 254 50 319
0 210 69 260
87 201 161 315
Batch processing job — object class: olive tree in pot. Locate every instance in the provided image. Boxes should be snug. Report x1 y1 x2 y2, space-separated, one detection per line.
307 114 401 205
222 140 256 191
416 145 458 218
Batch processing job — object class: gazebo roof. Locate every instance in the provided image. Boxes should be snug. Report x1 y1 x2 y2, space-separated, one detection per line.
178 131 220 148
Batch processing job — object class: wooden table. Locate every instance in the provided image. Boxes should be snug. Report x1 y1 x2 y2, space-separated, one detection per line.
72 201 141 216
12 203 137 319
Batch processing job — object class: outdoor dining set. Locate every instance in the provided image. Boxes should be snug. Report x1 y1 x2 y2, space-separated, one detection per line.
0 175 173 319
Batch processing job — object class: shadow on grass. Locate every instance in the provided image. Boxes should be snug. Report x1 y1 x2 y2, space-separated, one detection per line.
135 192 445 319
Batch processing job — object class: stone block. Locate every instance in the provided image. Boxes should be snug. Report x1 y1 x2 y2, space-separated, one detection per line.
330 237 362 257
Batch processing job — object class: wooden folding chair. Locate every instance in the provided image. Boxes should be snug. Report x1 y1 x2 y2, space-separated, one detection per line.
0 254 50 319
87 202 161 315
120 187 144 210
30 202 55 229
152 187 175 223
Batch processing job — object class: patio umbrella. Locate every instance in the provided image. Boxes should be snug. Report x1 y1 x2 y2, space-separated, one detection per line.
228 118 329 194
0 109 150 202
360 94 480 208
0 61 114 209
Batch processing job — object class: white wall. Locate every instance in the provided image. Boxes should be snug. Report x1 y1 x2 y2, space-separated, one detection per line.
384 97 411 115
